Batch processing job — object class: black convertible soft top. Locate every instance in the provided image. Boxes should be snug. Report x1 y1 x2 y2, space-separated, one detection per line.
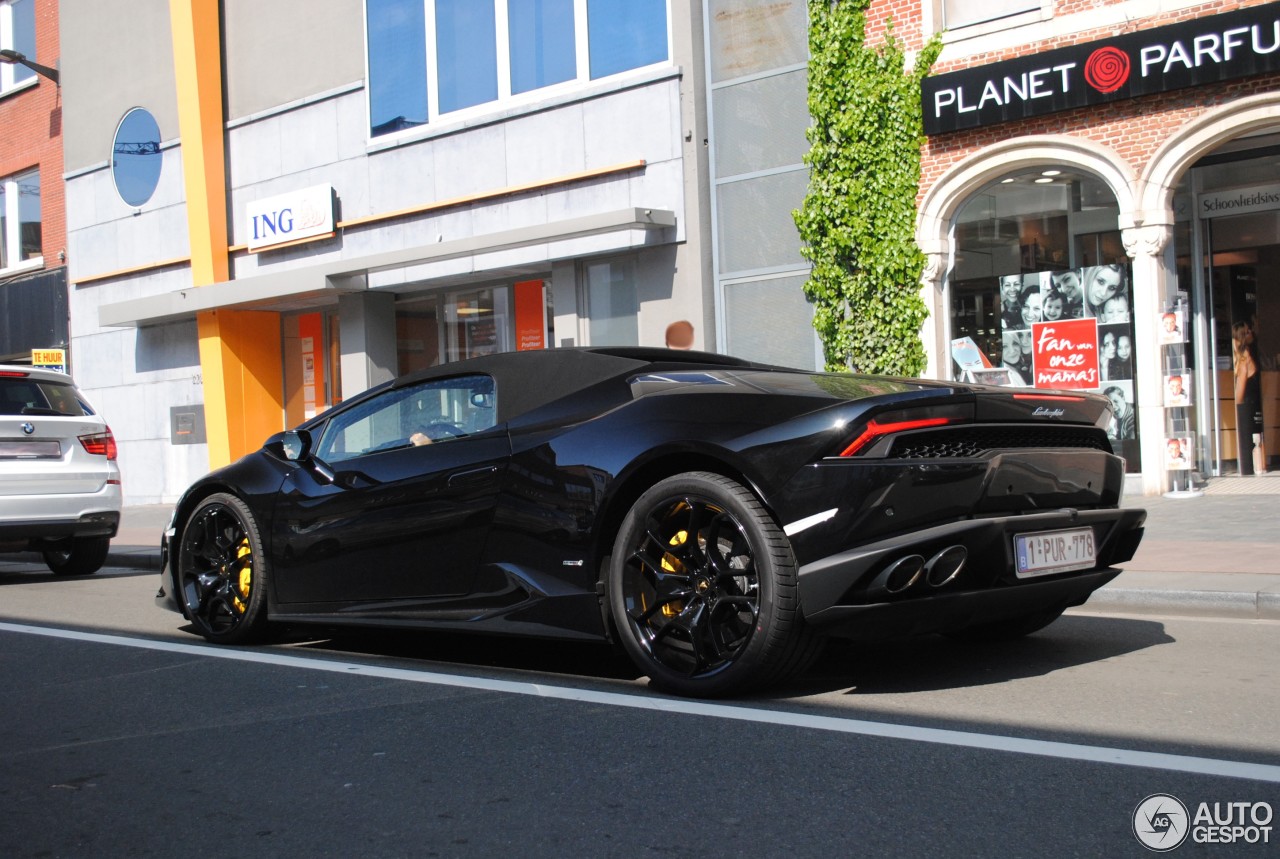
390 347 757 424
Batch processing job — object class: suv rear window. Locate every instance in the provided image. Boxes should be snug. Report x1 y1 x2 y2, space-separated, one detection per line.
0 378 93 417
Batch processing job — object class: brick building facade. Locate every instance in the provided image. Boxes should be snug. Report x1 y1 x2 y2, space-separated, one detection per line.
898 0 1280 494
0 0 66 365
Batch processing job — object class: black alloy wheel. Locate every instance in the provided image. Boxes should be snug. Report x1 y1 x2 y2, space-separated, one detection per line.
609 472 819 697
176 493 270 644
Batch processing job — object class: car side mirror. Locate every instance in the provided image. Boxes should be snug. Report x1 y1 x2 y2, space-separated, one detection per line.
267 429 335 485
281 429 311 462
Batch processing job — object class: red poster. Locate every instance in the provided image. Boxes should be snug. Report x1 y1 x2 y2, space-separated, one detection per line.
1030 318 1099 389
514 280 546 351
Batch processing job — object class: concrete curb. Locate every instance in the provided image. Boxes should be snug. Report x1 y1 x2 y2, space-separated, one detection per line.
1081 586 1280 620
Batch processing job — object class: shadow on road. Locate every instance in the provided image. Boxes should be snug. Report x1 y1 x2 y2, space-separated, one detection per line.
776 614 1173 697
289 627 644 684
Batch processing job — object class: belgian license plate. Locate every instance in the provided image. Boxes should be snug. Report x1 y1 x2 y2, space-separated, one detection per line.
0 440 60 459
1014 528 1096 578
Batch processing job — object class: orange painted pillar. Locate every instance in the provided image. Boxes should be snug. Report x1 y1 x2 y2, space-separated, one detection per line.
172 0 282 467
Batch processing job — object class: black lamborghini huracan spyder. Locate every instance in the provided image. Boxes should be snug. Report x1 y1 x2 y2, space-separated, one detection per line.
157 347 1145 696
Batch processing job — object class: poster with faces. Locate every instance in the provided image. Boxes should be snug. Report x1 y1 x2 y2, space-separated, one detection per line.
995 265 1135 390
1164 436 1193 470
1164 372 1191 407
1158 309 1187 345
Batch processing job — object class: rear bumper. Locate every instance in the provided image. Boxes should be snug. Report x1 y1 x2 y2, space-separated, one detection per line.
0 507 121 544
798 507 1144 638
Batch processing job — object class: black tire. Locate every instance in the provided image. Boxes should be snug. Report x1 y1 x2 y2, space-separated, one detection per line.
946 606 1066 643
608 471 818 697
43 536 110 576
175 493 271 644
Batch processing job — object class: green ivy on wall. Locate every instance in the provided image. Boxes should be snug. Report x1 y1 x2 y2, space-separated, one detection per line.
794 0 942 375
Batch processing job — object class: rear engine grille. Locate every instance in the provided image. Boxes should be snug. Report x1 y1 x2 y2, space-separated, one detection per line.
887 425 1110 459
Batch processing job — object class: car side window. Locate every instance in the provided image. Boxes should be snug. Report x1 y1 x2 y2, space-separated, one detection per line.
314 374 497 463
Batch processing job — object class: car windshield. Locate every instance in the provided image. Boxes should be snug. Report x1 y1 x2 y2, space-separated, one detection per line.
315 374 497 462
0 378 92 417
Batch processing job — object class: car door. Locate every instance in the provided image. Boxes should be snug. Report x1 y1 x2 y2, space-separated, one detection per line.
270 374 509 605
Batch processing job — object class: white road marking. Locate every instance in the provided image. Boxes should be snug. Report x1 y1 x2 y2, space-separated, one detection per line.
5 620 1279 784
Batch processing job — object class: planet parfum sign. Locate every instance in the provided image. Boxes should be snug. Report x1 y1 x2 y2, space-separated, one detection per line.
923 3 1280 134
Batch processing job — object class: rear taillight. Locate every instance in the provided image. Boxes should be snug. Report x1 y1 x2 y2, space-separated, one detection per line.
837 403 973 457
839 416 955 457
79 427 118 460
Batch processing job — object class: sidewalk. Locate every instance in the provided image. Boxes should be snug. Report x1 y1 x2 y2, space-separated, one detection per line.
102 477 1280 620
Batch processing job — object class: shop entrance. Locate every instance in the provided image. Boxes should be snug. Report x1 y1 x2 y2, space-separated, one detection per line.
1193 211 1278 474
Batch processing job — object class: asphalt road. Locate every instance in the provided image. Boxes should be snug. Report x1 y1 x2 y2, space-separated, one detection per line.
2 562 1278 857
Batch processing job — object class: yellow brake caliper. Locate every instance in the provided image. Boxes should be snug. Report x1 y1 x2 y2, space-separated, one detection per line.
660 530 688 618
232 539 252 614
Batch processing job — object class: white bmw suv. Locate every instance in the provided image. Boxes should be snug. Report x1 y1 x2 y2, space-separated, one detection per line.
0 365 122 575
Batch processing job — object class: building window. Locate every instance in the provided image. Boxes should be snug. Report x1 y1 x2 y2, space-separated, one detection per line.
365 0 670 137
0 168 41 271
0 0 36 92
509 0 575 95
942 0 1037 30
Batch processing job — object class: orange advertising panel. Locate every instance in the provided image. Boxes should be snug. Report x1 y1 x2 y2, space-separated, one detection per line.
514 280 547 351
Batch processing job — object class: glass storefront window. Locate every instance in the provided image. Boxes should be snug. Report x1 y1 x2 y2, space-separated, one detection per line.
585 258 639 346
949 167 1140 469
445 287 511 362
1173 147 1280 476
396 295 442 375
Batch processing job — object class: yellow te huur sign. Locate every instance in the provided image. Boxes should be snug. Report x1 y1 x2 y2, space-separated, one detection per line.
32 349 67 373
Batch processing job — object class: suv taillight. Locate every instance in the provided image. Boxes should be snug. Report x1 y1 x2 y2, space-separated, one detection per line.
79 428 118 460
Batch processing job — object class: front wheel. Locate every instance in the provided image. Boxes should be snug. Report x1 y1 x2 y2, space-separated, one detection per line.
43 536 110 576
608 472 819 697
175 493 271 644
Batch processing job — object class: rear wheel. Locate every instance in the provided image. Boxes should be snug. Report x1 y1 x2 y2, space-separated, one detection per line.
176 493 270 644
43 536 110 576
609 472 819 697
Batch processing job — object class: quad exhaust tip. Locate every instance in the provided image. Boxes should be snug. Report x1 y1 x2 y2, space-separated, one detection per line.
925 545 967 587
875 554 925 595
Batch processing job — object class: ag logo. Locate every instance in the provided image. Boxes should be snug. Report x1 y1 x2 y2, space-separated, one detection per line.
1085 46 1131 93
1133 793 1190 851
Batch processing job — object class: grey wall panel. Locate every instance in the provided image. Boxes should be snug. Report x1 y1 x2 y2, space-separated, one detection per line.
223 0 365 121
60 0 178 173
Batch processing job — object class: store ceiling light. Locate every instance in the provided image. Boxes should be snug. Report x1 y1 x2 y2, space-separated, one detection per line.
1035 177 1055 184
1041 169 1062 176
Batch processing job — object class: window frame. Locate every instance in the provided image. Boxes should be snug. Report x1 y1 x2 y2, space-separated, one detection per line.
0 0 36 94
364 0 672 140
0 168 42 274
